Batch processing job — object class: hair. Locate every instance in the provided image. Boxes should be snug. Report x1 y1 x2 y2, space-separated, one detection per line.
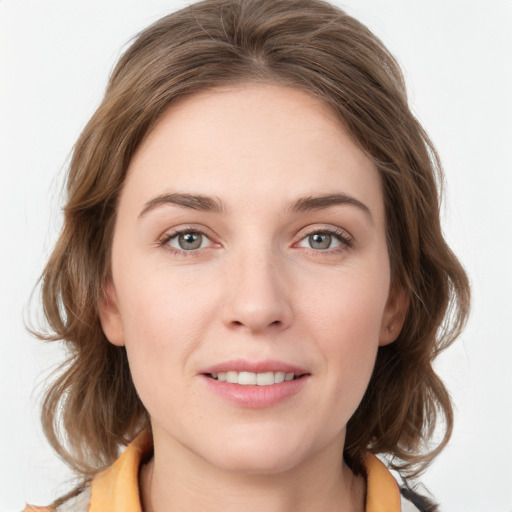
37 0 469 501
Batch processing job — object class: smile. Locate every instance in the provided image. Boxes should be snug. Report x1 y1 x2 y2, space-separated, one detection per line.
203 370 310 408
208 371 300 385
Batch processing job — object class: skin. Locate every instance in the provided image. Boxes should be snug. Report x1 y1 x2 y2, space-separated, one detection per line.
100 84 407 512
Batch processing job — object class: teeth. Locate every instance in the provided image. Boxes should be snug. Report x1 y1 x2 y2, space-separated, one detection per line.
226 371 238 383
212 371 299 385
256 372 274 385
275 372 285 383
239 372 257 385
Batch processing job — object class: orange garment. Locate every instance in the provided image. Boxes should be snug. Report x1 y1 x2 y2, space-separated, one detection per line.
24 432 404 512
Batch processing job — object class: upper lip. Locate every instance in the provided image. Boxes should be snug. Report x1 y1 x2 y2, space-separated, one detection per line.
200 359 309 375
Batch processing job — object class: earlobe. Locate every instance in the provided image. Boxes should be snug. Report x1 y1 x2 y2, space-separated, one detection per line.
98 282 125 346
379 284 409 346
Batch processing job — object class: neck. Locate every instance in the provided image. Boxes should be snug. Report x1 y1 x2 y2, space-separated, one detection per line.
140 429 365 512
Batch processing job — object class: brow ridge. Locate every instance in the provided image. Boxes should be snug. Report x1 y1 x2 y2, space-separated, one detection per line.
139 191 371 220
139 193 225 217
290 193 372 219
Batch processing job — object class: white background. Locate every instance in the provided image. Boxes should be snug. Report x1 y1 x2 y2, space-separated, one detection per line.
1 1 511 510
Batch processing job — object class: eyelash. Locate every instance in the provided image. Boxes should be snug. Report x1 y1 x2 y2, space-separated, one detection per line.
157 226 354 256
158 226 213 257
296 226 354 254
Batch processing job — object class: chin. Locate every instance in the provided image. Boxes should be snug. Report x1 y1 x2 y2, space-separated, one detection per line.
210 449 303 475
199 428 311 475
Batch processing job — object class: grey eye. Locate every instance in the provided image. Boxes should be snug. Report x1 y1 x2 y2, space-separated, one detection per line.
297 231 344 251
308 233 333 250
178 232 203 250
166 231 211 251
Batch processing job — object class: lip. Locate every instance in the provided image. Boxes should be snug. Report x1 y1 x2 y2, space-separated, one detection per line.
200 359 309 375
199 359 310 409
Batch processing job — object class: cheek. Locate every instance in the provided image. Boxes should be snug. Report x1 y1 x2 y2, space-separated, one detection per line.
319 294 382 384
299 269 388 407
117 263 217 343
301 266 389 345
112 264 224 403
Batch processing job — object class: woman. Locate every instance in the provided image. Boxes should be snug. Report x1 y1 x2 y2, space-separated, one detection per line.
25 0 470 510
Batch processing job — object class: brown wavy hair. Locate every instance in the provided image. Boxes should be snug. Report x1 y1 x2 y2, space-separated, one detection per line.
37 0 470 493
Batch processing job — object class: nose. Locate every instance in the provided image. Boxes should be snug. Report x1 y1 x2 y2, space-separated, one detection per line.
221 248 293 334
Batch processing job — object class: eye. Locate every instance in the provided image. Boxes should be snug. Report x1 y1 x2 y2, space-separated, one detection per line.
164 230 213 251
296 228 352 252
299 232 341 250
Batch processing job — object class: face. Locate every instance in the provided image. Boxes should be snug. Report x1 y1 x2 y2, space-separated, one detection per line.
100 84 406 475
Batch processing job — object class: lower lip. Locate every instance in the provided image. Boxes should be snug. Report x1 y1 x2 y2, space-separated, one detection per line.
202 375 309 408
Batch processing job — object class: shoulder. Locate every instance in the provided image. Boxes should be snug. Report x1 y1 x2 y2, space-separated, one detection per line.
23 487 91 512
55 488 91 512
401 493 423 512
400 486 439 512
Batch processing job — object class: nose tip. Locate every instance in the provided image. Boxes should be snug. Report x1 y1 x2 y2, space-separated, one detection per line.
222 256 293 334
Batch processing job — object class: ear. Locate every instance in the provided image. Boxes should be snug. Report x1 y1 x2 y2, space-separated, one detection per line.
379 283 409 346
98 282 125 346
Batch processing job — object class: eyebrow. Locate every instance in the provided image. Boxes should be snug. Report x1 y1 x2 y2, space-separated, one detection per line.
139 193 225 218
139 192 371 220
289 193 372 220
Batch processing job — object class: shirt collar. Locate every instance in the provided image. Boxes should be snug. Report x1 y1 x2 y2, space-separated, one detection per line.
89 431 152 512
89 432 401 512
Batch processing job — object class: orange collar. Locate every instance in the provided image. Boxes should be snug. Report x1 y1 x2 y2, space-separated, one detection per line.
89 431 153 512
89 432 401 512
364 452 401 512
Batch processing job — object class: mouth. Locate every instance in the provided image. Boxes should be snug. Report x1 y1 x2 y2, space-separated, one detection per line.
206 371 305 386
201 361 310 407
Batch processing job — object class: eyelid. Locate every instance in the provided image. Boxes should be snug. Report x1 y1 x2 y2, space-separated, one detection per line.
157 225 220 254
156 223 353 256
293 225 354 250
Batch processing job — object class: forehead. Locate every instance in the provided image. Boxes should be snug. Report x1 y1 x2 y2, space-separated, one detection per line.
123 83 383 219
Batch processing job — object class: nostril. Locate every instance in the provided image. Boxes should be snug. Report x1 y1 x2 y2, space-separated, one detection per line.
230 319 282 329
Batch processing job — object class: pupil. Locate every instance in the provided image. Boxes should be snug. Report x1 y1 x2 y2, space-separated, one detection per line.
310 233 331 250
179 232 202 250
